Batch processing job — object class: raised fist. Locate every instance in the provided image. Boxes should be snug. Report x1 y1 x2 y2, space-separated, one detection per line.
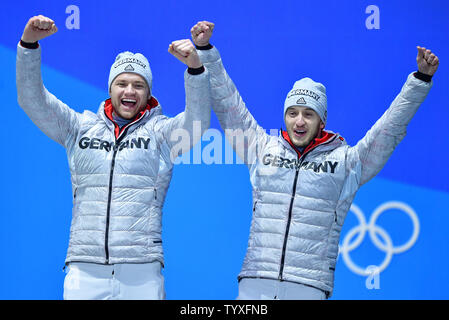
191 21 214 47
416 46 439 76
168 39 202 69
21 15 58 43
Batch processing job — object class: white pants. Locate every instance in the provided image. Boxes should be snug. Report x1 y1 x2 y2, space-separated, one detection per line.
237 278 326 300
63 262 165 300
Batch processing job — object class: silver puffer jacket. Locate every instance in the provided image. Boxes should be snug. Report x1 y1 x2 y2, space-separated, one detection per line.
198 46 432 296
16 44 211 265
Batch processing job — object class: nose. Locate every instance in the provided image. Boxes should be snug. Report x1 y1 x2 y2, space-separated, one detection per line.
295 114 305 127
124 84 135 96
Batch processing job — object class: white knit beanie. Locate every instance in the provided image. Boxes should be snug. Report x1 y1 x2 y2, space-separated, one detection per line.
284 77 327 124
108 51 152 93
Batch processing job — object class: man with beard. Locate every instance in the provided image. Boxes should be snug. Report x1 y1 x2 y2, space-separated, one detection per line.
190 21 438 299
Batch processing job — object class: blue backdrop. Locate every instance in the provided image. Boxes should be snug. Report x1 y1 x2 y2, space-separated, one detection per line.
0 0 448 299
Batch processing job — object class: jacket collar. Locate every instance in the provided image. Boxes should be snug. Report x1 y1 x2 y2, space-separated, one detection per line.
98 96 160 140
280 129 345 158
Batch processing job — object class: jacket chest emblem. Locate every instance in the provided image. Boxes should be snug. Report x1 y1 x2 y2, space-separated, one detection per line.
78 136 151 152
262 153 338 173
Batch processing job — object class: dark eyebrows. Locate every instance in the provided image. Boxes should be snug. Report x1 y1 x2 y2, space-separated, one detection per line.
114 79 146 86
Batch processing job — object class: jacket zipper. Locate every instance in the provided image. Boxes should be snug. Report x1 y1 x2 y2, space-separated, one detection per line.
278 162 301 280
105 146 118 264
104 113 146 264
278 134 339 280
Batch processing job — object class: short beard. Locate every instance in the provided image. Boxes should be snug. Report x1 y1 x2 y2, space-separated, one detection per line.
290 125 322 148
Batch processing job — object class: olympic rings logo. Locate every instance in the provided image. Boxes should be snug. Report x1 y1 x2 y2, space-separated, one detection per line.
339 201 420 276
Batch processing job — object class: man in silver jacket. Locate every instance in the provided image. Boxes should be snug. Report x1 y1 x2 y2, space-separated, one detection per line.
17 15 211 299
191 21 439 299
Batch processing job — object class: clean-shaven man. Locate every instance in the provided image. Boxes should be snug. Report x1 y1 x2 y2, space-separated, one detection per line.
17 15 211 300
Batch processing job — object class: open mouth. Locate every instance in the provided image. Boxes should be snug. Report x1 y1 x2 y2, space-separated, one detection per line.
294 129 307 138
121 98 137 109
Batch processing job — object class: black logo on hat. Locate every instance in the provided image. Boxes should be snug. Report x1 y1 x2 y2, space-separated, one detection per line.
124 64 135 71
296 97 307 105
114 58 147 69
287 89 320 101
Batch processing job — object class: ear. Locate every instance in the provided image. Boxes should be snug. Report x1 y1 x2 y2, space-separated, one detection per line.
320 121 325 130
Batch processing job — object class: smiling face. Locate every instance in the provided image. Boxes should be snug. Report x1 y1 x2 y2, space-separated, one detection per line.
110 73 150 119
284 106 325 148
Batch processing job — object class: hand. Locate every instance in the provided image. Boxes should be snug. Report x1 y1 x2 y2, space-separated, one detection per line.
416 46 439 76
168 39 202 69
191 21 214 47
21 15 58 43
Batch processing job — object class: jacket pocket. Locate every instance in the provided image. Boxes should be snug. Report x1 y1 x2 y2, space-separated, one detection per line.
333 211 343 227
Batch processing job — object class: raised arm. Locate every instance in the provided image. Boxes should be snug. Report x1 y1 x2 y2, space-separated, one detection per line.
17 15 80 147
155 39 211 160
348 47 439 186
191 21 270 164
